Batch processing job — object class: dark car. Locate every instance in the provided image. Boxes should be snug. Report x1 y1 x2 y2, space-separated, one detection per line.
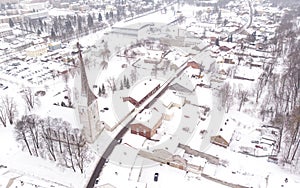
154 173 159 182
95 178 100 185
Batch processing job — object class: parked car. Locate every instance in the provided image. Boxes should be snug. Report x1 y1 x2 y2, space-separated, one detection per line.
251 140 259 144
154 173 159 182
118 138 122 144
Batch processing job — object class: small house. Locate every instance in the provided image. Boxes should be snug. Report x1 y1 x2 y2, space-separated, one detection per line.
210 119 235 148
130 109 164 139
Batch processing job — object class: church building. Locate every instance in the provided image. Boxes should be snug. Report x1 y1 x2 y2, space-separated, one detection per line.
76 42 102 143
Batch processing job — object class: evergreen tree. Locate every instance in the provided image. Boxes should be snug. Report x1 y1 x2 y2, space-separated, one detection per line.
37 29 41 35
98 13 102 22
123 76 127 86
39 18 43 30
218 10 222 20
101 84 106 95
120 81 124 90
65 19 73 34
87 14 94 28
110 11 113 19
117 9 120 20
51 28 56 39
105 12 109 20
125 78 130 89
112 83 116 92
8 18 14 28
98 87 102 96
77 15 82 32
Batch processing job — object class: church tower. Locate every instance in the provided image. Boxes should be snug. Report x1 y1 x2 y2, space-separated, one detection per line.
76 42 101 143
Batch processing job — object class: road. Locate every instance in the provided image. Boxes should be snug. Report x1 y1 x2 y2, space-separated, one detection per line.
86 119 133 188
86 56 188 188
228 0 253 36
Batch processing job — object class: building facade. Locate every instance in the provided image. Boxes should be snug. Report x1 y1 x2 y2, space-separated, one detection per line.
76 42 102 143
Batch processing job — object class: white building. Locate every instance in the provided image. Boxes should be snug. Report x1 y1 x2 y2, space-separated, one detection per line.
25 44 47 57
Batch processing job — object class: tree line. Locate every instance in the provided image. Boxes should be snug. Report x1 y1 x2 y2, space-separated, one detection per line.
15 114 90 173
218 7 300 164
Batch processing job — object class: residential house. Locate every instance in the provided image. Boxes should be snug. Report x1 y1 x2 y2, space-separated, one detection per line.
130 108 164 139
210 119 235 148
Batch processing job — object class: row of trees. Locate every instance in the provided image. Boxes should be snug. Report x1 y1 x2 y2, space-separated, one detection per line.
266 9 300 163
11 11 114 40
15 115 90 173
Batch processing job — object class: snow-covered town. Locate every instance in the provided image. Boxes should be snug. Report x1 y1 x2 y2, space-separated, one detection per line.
0 0 300 188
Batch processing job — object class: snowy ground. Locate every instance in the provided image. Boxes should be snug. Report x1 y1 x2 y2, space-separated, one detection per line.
1 1 300 188
99 157 230 188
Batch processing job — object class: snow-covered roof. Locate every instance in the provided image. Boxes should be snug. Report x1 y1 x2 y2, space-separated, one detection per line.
132 108 163 129
169 82 193 93
217 118 237 143
234 66 263 81
130 78 162 102
160 90 185 108
165 50 189 68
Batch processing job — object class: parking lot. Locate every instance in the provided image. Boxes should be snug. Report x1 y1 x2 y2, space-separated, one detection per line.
0 58 73 87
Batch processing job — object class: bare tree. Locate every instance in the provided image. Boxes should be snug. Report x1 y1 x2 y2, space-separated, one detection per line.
15 117 32 155
219 82 235 113
100 41 111 69
255 77 266 103
72 129 87 173
284 106 300 162
53 118 64 154
2 96 17 124
0 105 7 127
41 117 57 161
260 94 273 122
26 114 41 156
62 122 76 172
237 86 248 111
22 88 38 111
106 77 117 93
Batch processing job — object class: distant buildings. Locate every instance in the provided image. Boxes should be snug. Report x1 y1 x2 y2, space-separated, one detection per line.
25 44 47 57
0 23 13 38
112 23 154 39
